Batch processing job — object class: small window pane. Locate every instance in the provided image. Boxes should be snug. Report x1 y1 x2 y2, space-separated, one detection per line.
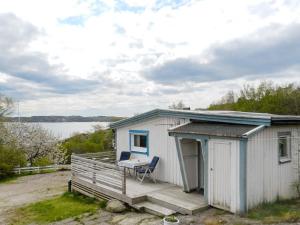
278 133 291 162
133 135 147 148
134 135 140 147
279 138 287 157
140 135 147 148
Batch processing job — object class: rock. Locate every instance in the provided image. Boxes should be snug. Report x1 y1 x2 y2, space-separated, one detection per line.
105 200 127 213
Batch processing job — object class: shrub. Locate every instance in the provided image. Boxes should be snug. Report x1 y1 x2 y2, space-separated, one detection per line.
0 145 26 178
32 156 53 167
59 129 113 164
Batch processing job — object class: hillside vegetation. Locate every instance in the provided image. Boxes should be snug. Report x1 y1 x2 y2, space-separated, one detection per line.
60 128 113 164
209 82 300 115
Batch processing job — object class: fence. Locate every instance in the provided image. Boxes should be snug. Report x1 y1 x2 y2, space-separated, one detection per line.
74 151 116 163
13 164 70 174
71 151 126 197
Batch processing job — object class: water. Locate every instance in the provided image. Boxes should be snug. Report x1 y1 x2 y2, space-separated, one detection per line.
30 122 110 139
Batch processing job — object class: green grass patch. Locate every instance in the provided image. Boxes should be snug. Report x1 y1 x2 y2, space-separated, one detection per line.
0 175 19 184
10 192 104 225
247 198 300 224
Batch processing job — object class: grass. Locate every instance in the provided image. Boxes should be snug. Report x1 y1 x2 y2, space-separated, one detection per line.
10 192 105 225
247 198 300 224
0 175 19 184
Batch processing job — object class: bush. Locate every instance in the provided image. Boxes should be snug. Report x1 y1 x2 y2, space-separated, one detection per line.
0 145 26 178
32 156 53 167
60 129 113 164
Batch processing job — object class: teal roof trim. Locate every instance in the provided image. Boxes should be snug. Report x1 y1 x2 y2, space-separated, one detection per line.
110 109 271 129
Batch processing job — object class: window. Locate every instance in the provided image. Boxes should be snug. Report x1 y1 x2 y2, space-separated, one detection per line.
134 135 147 148
278 132 291 163
129 130 149 155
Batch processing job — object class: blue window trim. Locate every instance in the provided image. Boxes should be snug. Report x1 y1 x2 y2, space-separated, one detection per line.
129 130 149 156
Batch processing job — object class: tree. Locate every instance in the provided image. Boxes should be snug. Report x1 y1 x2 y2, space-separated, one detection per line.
0 94 13 118
169 100 188 110
208 82 300 115
2 123 63 166
0 94 26 178
0 145 26 177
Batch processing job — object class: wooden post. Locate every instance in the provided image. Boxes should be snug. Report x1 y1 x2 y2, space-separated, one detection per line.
122 167 126 195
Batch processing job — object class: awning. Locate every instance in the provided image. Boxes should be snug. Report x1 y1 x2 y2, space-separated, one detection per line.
169 121 257 138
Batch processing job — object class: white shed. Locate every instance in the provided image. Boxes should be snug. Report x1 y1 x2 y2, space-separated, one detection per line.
110 109 300 214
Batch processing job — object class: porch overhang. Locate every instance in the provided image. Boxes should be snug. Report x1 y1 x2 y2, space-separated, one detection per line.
169 122 265 214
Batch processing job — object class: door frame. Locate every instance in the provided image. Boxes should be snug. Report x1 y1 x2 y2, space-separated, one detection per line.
173 134 209 201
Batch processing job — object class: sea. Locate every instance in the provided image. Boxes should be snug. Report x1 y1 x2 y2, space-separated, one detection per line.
25 122 109 140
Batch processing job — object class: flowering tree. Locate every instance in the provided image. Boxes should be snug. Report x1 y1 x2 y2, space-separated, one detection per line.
2 123 63 166
0 94 13 118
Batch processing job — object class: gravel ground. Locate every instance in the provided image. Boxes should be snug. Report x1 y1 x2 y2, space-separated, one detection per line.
0 171 70 224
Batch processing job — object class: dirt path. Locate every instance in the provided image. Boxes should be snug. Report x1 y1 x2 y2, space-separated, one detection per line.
0 171 70 224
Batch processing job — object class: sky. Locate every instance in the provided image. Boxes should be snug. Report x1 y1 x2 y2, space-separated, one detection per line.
0 0 300 117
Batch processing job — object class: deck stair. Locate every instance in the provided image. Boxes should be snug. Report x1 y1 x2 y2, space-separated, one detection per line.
145 187 208 215
132 201 176 216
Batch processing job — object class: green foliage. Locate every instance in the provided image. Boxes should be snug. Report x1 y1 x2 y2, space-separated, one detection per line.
32 156 53 167
247 199 300 223
209 82 300 115
164 215 179 222
10 192 102 224
60 129 113 163
0 145 26 178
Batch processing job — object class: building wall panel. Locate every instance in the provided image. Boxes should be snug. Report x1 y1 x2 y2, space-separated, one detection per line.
116 117 188 186
247 126 300 209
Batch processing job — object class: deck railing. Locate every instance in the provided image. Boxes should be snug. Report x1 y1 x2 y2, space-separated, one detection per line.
71 151 126 195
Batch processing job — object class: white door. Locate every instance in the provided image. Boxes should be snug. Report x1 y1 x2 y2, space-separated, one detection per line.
209 141 232 210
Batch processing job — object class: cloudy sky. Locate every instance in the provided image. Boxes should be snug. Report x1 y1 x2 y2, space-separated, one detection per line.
0 0 300 116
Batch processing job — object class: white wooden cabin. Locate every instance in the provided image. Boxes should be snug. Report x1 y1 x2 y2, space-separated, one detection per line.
110 109 300 214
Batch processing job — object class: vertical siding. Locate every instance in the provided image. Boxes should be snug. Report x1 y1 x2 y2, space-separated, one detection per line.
116 117 188 186
208 138 240 213
247 126 300 209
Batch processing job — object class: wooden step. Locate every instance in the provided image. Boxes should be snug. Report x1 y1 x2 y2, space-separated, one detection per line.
132 201 176 217
146 191 208 215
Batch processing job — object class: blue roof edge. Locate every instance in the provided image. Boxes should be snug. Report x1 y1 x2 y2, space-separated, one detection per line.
109 109 271 129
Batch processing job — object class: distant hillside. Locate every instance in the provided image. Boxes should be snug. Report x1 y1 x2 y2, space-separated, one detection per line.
6 115 125 123
208 82 300 115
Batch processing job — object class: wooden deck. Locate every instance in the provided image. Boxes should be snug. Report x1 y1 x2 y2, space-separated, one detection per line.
71 152 208 215
72 176 208 215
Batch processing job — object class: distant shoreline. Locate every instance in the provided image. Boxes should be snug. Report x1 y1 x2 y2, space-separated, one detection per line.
5 116 125 123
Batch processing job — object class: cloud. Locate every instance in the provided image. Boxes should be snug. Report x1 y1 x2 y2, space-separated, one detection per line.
0 13 100 97
144 23 300 84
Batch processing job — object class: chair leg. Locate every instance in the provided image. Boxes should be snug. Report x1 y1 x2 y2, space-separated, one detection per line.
149 172 156 183
140 171 148 183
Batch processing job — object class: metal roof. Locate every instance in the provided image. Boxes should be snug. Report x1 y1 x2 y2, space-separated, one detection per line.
168 122 257 138
109 108 300 129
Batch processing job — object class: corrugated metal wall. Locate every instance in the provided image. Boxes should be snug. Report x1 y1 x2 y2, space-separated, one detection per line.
116 117 188 186
247 125 300 209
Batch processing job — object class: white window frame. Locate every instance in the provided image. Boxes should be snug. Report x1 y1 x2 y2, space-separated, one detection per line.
278 131 291 164
129 130 149 155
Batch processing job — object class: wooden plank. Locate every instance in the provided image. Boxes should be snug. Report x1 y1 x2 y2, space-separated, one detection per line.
72 177 131 203
71 163 124 177
74 174 123 191
72 155 120 170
